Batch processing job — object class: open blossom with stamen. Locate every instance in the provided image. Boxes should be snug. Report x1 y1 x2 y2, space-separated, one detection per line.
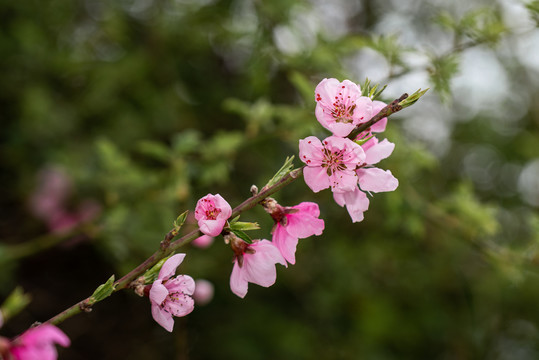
229 239 286 298
149 254 195 332
9 324 70 360
195 194 232 236
334 136 398 222
299 135 365 193
267 201 325 265
315 78 373 137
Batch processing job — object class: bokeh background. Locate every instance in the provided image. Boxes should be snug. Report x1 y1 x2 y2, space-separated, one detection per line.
1 0 539 358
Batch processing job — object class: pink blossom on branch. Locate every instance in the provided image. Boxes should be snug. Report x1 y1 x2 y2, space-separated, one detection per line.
334 136 398 223
194 194 232 237
149 254 195 332
268 201 325 265
229 239 286 298
9 324 70 360
299 136 365 194
315 78 373 137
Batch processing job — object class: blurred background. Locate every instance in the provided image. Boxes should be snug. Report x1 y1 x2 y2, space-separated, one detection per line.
1 0 539 358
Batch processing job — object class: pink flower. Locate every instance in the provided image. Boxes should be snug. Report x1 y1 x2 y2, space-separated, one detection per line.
192 235 214 249
229 240 286 298
299 136 365 193
194 194 232 237
314 78 373 137
149 254 195 332
9 324 70 360
333 136 398 223
271 202 325 265
193 279 214 306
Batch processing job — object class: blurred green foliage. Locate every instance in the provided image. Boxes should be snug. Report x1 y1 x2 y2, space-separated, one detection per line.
1 0 539 359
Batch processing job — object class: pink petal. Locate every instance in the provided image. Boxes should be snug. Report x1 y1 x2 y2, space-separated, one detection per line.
352 96 373 125
371 100 388 132
364 138 395 165
303 166 331 193
329 170 358 193
272 225 297 265
192 235 214 248
158 253 186 280
149 280 168 305
324 119 356 137
230 260 248 298
151 304 174 332
166 275 196 296
357 168 399 193
199 218 227 237
286 203 325 238
165 294 195 317
243 240 286 287
213 194 232 218
333 187 370 223
299 136 325 166
292 202 320 217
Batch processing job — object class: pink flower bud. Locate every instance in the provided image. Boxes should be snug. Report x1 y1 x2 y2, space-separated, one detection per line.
193 279 214 305
194 194 232 236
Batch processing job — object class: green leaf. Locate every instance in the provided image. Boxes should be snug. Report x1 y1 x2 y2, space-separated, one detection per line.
229 221 260 231
399 88 429 109
263 156 295 189
1 287 31 322
232 229 253 244
89 275 116 304
174 210 189 228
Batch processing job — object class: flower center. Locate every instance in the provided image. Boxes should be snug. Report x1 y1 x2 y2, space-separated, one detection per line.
204 203 221 220
322 147 348 176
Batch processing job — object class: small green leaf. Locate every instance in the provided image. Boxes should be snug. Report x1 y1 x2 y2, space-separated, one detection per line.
354 134 374 146
174 210 189 228
232 229 253 244
399 88 429 108
229 215 241 225
1 287 31 322
89 275 116 304
229 221 260 231
263 156 295 189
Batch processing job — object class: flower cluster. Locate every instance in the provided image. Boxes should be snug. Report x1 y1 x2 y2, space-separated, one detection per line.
300 78 399 222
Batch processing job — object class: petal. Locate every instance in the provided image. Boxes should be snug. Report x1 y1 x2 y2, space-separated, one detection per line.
230 260 248 298
314 78 341 106
364 138 395 165
371 100 388 133
303 166 330 193
272 224 297 265
326 121 356 137
198 218 226 236
31 324 71 348
286 205 325 238
151 304 174 332
357 168 399 193
158 253 186 280
333 187 370 223
299 136 325 166
292 202 320 217
329 170 358 193
243 240 285 287
213 194 232 218
150 280 168 305
165 294 195 317
166 275 196 296
352 96 373 125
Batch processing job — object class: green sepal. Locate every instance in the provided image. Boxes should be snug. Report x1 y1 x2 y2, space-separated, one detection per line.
263 156 295 190
0 287 31 322
143 255 173 285
89 275 116 304
229 221 260 231
232 229 253 244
